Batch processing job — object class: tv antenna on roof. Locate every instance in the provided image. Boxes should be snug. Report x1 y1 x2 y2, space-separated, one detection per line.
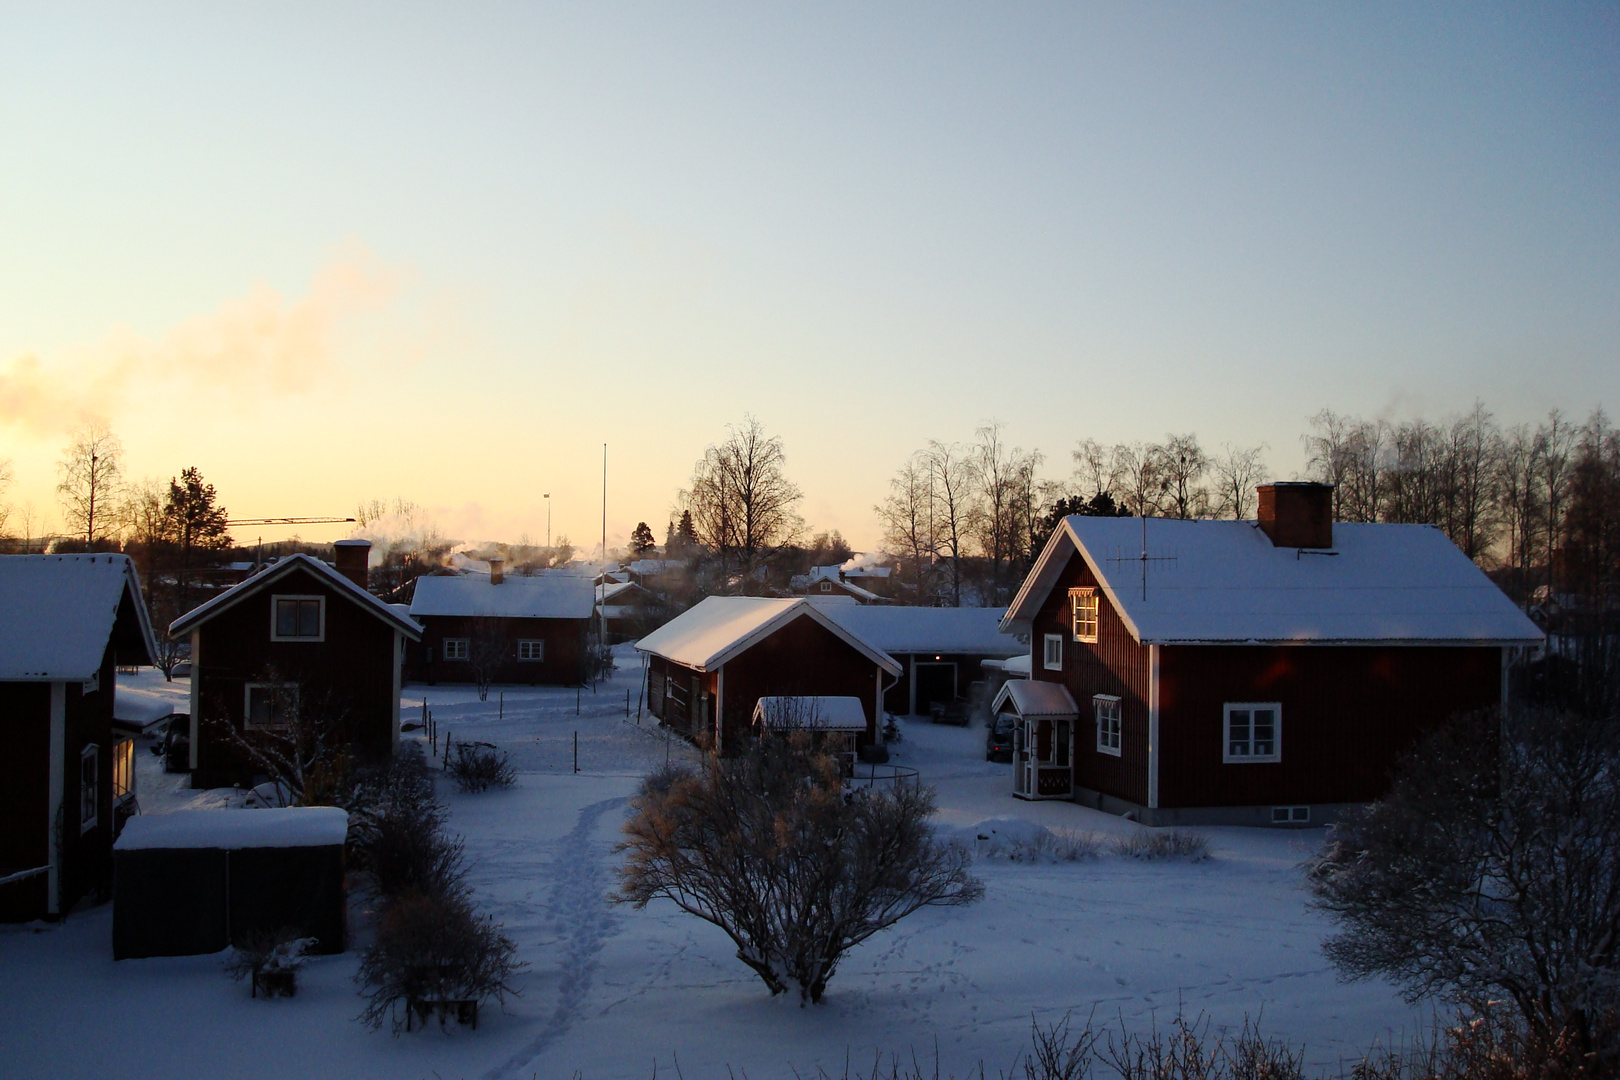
1106 514 1179 601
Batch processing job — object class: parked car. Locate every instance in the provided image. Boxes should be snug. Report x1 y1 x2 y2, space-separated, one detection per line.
985 714 1016 762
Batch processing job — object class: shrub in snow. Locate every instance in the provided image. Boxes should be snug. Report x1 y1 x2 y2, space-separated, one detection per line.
1310 706 1620 1070
614 732 983 1004
226 930 317 999
445 742 516 793
349 745 466 901
1111 829 1210 862
355 889 522 1033
1002 828 1102 863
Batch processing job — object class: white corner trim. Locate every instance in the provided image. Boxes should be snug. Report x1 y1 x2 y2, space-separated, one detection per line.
188 631 200 773
392 630 404 752
1147 644 1160 810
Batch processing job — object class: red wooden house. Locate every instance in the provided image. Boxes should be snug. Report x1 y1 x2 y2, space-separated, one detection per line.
169 542 422 789
819 605 1023 716
997 483 1544 825
636 596 902 754
408 561 593 685
1 555 158 921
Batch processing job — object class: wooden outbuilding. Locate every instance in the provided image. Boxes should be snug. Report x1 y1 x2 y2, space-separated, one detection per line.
113 807 348 959
169 543 422 789
0 554 158 921
636 597 902 754
998 483 1545 826
408 562 593 685
819 605 1023 716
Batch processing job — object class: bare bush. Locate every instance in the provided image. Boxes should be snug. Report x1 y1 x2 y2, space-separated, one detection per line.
1309 707 1620 1068
615 733 983 1004
355 889 522 1033
446 742 516 793
1112 829 1211 862
348 745 464 899
1000 829 1103 863
225 929 316 998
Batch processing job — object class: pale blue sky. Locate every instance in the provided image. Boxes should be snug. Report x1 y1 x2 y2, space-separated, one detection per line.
2 4 1615 550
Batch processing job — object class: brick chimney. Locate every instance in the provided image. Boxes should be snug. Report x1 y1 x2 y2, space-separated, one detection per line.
1256 483 1334 549
489 557 505 586
333 539 372 590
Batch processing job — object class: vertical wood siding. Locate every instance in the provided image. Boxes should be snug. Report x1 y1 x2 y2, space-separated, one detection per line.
1158 644 1502 807
716 616 884 752
1032 552 1152 805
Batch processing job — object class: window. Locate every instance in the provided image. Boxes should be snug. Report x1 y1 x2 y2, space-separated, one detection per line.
112 738 135 803
517 639 544 662
1070 588 1099 642
1271 805 1310 824
245 683 299 730
80 746 99 832
442 638 470 661
1043 634 1063 671
1094 694 1122 756
271 595 324 641
819 581 832 593
1224 703 1281 763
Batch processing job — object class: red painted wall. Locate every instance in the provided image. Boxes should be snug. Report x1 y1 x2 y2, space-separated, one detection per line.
193 565 398 787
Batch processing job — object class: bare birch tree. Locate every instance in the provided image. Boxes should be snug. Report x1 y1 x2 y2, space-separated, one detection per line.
683 416 803 582
56 422 124 545
924 440 978 607
1155 434 1209 519
1209 443 1268 519
970 422 1043 597
875 452 937 604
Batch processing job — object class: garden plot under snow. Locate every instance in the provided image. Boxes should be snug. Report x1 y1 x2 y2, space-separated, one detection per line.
0 648 1428 1080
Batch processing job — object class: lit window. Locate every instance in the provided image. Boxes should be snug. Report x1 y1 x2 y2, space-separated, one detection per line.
245 683 299 730
517 639 544 662
1094 694 1122 756
1224 703 1281 763
1070 588 1099 642
112 738 135 803
442 638 470 661
271 595 324 640
1042 634 1063 671
80 746 99 832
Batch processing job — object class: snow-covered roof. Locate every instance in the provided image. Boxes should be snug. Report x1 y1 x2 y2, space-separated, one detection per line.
629 559 682 575
981 653 1032 677
1002 517 1545 646
992 680 1079 719
112 687 177 732
636 596 902 675
170 554 422 640
751 696 868 732
596 581 645 604
114 807 349 851
820 606 1023 657
0 555 157 680
410 573 595 620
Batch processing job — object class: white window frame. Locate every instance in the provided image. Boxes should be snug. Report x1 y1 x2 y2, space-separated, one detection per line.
1070 588 1099 643
80 745 99 833
1224 702 1282 763
269 594 326 642
112 737 135 804
517 639 545 662
1042 633 1063 671
819 581 833 593
244 682 300 731
1094 694 1122 756
442 638 470 661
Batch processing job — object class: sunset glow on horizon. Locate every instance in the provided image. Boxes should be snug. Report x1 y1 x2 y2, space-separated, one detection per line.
2 5 1615 554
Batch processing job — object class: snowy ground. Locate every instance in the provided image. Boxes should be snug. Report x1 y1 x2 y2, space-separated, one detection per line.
1 649 1427 1079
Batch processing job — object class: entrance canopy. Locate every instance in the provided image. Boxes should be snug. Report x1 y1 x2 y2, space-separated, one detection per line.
752 696 868 732
991 680 1079 720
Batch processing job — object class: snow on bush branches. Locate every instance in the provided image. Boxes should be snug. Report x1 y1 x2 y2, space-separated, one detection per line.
614 732 983 1004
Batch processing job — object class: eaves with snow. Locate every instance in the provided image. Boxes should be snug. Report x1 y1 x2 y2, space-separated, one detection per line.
1002 516 1544 646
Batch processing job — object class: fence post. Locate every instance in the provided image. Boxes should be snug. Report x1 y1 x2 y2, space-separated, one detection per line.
499 691 503 721
573 731 578 774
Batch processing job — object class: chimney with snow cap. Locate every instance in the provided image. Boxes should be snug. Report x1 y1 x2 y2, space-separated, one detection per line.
1256 483 1334 549
333 539 372 590
489 557 505 586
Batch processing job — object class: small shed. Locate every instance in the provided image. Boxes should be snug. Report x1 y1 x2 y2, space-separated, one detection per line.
752 695 868 771
113 807 348 960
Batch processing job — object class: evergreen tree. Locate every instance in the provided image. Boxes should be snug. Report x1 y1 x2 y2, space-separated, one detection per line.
164 467 231 611
630 521 657 557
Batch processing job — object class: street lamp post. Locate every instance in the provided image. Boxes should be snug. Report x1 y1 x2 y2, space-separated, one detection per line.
543 493 551 553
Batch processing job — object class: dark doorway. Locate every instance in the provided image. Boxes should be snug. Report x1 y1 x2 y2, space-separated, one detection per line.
913 662 957 715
